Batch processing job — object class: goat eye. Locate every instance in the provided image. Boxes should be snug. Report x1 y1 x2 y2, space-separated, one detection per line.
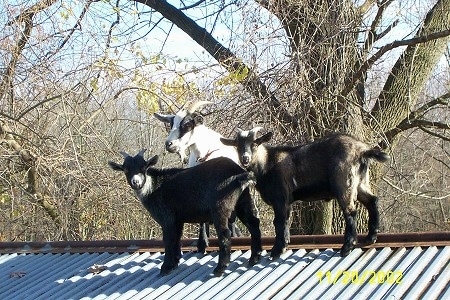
182 122 192 129
180 122 193 134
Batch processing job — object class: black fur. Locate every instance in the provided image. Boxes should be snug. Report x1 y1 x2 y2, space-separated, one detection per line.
222 132 389 258
154 110 243 247
109 154 262 276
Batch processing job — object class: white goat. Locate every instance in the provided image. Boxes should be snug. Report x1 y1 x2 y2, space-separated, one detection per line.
154 101 240 167
154 101 247 249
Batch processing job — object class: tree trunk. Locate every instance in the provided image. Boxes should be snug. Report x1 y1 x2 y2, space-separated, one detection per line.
372 0 450 133
270 0 450 236
269 0 366 234
136 0 450 236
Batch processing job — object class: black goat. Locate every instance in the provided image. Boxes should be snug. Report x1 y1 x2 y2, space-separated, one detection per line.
221 127 389 258
108 150 262 276
154 101 245 252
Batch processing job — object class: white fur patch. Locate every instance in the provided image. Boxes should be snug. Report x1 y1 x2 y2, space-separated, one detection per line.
135 176 153 202
255 146 268 169
240 130 250 138
189 126 241 167
131 175 143 188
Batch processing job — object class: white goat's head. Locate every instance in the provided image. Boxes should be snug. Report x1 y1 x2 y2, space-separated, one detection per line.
154 101 212 161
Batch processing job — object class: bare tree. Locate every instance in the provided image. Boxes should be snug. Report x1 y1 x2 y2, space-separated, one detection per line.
0 0 167 240
0 0 448 242
132 0 450 234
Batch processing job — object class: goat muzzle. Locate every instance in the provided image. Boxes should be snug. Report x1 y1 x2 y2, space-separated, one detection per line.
241 156 250 167
130 175 144 190
165 141 179 153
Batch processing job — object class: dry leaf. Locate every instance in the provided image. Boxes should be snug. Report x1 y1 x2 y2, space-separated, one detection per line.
10 271 27 278
88 264 107 274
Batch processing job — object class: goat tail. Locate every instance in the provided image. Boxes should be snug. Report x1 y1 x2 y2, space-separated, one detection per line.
364 148 390 163
235 171 256 189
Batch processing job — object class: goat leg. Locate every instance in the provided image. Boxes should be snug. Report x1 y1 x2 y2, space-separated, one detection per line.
214 226 232 277
341 210 358 257
365 196 380 244
160 224 183 275
270 205 290 259
197 222 209 253
235 196 262 266
357 191 380 244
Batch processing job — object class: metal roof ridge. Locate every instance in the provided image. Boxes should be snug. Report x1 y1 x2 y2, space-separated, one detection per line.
0 231 449 254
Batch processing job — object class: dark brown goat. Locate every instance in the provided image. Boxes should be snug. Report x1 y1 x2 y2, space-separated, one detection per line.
221 127 389 258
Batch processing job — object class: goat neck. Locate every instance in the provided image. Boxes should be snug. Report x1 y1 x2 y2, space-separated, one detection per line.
248 144 269 176
188 125 240 167
133 171 153 202
138 167 183 201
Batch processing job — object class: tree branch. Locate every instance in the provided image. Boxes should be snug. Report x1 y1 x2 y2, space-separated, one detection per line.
1 0 59 112
362 0 395 54
6 0 58 26
342 29 450 97
379 92 450 148
383 177 450 201
46 1 94 58
0 119 61 226
132 0 298 130
418 125 450 142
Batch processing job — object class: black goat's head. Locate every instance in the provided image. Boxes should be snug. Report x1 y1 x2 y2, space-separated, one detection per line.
221 127 273 168
154 101 211 161
108 149 158 191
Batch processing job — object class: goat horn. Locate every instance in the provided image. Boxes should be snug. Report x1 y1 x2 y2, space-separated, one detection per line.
187 101 213 114
137 149 147 157
120 151 130 158
249 127 264 140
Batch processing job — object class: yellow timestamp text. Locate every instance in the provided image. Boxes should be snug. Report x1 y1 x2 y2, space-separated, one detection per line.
316 270 403 285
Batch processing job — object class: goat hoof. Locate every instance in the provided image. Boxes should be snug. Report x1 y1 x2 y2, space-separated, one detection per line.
213 266 226 277
160 268 174 276
364 234 377 245
340 244 354 257
270 247 286 259
248 253 261 266
160 264 177 276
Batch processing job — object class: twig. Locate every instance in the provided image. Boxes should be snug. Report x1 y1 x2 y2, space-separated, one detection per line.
342 29 450 96
382 177 450 200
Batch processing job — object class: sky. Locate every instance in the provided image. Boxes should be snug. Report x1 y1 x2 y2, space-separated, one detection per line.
1 0 446 100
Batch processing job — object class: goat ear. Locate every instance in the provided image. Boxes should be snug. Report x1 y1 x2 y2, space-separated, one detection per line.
108 161 124 171
193 114 203 125
147 155 159 166
154 113 174 124
220 137 237 147
255 132 273 145
120 151 130 158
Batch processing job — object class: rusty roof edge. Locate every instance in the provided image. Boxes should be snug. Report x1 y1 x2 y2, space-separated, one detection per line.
0 231 449 254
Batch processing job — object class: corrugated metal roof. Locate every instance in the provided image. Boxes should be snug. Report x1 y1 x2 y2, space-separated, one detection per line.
1 232 449 300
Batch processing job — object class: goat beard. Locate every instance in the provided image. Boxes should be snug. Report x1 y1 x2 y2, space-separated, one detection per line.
178 148 189 164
